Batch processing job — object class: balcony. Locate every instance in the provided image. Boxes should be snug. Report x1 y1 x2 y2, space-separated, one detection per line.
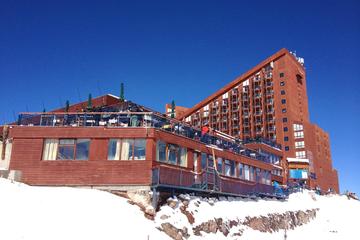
265 72 273 79
267 109 274 115
253 94 262 99
266 90 274 96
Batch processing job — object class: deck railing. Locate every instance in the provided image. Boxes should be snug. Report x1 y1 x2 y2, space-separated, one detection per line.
152 165 274 196
17 111 281 163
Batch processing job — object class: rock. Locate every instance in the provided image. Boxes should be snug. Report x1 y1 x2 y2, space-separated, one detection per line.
242 208 319 233
167 198 178 209
160 223 189 240
160 214 170 220
180 205 195 224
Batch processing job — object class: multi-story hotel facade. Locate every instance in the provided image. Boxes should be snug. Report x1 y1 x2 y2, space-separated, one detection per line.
176 48 339 193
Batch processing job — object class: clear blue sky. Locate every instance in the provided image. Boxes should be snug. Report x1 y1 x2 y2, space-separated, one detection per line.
0 0 359 194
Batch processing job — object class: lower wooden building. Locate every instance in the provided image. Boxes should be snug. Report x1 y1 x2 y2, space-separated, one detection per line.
0 94 283 197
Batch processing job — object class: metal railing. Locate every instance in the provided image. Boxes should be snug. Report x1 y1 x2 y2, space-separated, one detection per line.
17 111 281 161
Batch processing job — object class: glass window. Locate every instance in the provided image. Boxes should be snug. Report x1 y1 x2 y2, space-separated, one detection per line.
285 146 290 151
294 131 304 139
156 141 166 162
179 147 187 167
42 139 59 160
225 160 231 176
281 99 286 104
75 139 90 160
284 127 288 132
134 139 146 160
58 145 74 160
280 81 285 86
244 165 250 180
280 73 284 78
201 153 207 170
250 166 255 181
283 117 287 123
281 90 285 95
217 158 223 174
108 139 119 160
282 108 287 113
230 160 235 177
57 139 89 160
168 144 178 164
238 163 243 179
296 151 306 158
293 124 304 131
256 168 261 182
295 141 305 149
207 155 214 168
284 136 289 141
121 139 133 160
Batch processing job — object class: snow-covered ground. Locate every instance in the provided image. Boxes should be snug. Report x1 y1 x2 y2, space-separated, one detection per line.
1 178 359 240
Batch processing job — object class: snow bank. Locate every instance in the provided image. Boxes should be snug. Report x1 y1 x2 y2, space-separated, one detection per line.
1 178 359 240
0 178 166 240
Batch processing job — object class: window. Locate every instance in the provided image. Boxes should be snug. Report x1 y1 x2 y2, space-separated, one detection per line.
238 163 244 179
281 90 285 95
284 127 288 132
244 165 250 181
280 73 284 78
109 139 146 160
283 117 288 123
285 146 290 151
280 81 285 86
295 141 305 149
224 160 235 177
293 124 303 131
48 139 91 160
281 99 286 104
42 139 59 160
282 108 287 113
296 151 306 159
217 158 223 174
201 153 207 170
156 141 187 166
256 168 261 183
294 131 304 139
284 136 289 141
156 141 166 162
250 166 255 182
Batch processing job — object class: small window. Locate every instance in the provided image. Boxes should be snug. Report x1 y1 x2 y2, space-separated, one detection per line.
156 140 166 162
201 153 207 170
134 139 146 160
217 158 223 174
285 146 290 151
281 99 286 104
284 136 289 141
280 73 285 78
280 81 285 86
156 141 186 166
295 151 306 158
283 117 288 123
244 165 250 180
284 127 288 132
294 131 305 139
282 108 287 113
281 90 286 95
57 139 90 160
238 163 244 179
295 141 305 149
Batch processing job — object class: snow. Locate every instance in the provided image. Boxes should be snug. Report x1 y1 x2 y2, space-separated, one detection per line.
0 178 166 240
1 178 360 240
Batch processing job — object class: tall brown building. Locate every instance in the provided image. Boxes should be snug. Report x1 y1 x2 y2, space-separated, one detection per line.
177 48 339 193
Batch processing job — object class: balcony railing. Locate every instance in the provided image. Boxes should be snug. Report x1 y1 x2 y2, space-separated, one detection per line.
17 110 281 161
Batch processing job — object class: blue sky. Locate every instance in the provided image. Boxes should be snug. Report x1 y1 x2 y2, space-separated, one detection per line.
0 0 359 194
